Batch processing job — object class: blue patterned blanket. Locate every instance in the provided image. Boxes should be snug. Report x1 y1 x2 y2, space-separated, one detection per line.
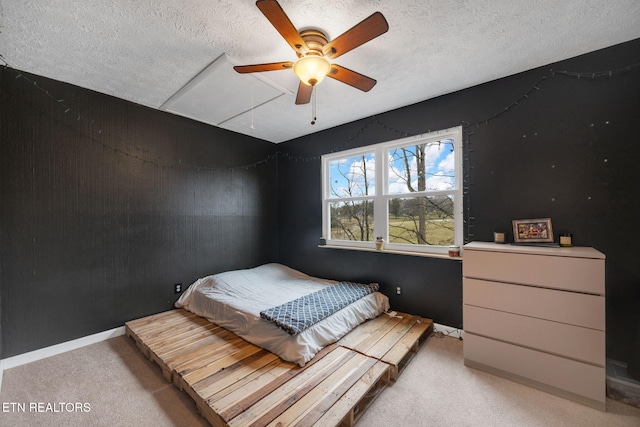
260 281 379 335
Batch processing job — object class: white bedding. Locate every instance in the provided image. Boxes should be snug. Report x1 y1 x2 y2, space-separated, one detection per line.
175 263 390 366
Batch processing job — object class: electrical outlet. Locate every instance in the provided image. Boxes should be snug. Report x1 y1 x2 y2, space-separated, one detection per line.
174 283 182 294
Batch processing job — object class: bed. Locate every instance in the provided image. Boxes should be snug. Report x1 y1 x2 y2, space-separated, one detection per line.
175 263 390 367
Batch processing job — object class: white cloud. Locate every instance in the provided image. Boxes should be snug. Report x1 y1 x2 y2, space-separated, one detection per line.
438 151 455 173
426 172 454 191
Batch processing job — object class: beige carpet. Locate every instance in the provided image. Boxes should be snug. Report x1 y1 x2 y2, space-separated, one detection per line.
1 333 639 426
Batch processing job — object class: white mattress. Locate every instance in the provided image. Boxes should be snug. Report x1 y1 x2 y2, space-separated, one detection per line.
175 263 390 366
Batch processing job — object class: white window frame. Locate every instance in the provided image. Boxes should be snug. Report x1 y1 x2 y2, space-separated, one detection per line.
321 126 463 256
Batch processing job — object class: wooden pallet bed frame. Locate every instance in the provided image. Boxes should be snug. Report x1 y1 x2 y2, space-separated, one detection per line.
125 309 433 427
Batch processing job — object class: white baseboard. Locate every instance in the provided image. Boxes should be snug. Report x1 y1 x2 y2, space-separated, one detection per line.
1 326 126 372
433 322 464 340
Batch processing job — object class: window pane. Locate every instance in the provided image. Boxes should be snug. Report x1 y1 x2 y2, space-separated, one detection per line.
329 153 375 198
330 200 374 242
388 139 455 194
388 196 454 245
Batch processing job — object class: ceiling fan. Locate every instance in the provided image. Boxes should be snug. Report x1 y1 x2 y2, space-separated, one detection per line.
234 0 389 106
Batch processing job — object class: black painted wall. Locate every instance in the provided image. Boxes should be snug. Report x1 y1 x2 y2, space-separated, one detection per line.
278 39 640 363
0 69 278 358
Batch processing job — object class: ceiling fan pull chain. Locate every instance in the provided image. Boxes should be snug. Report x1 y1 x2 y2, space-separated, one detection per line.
311 86 317 125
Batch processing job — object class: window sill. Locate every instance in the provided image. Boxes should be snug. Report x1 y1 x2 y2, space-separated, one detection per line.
318 244 462 260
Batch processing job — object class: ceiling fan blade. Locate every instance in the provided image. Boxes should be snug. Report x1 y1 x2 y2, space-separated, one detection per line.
256 0 309 54
328 64 376 92
234 62 293 73
323 12 388 59
295 81 313 105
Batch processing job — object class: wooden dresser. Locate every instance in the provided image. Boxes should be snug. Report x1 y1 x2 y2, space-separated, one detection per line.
462 241 606 410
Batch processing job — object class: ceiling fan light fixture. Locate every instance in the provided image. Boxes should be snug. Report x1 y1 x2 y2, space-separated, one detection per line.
293 55 331 86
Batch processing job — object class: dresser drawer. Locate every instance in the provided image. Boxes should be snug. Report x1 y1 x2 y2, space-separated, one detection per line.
464 334 605 409
463 305 605 365
463 249 604 294
463 278 605 330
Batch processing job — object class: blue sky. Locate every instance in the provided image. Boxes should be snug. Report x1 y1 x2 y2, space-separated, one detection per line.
329 139 455 198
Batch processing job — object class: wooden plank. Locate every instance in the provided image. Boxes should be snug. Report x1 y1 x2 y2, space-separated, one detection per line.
125 325 148 353
336 313 395 349
209 357 288 416
273 354 379 426
126 309 196 331
194 349 279 401
314 361 390 427
227 346 355 427
182 342 264 385
217 345 337 422
140 317 211 347
381 317 431 366
127 310 200 338
171 336 246 374
157 328 237 364
341 314 402 355
145 325 227 376
151 323 223 356
359 314 415 359
259 353 372 427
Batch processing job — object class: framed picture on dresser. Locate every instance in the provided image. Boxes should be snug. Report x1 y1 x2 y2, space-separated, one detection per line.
512 218 554 243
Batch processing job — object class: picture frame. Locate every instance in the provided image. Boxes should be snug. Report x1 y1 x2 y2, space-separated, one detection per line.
512 218 554 243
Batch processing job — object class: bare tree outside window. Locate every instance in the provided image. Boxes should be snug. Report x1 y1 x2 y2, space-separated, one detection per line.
387 140 455 246
329 154 374 242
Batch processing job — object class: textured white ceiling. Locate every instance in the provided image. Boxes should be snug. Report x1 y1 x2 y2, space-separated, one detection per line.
2 0 639 143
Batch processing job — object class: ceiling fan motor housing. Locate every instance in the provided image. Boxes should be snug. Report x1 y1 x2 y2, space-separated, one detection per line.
296 30 329 57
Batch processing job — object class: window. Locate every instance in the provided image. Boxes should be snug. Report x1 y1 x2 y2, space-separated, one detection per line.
322 126 462 256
